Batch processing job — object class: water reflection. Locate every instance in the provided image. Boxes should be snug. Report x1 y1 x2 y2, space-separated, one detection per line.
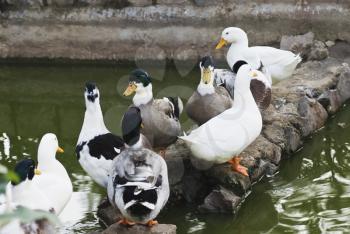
0 63 349 233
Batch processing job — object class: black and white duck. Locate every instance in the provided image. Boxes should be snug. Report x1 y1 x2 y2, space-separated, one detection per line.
107 105 169 226
76 82 124 188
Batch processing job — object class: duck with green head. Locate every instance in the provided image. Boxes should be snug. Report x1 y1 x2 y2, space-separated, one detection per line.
123 69 183 155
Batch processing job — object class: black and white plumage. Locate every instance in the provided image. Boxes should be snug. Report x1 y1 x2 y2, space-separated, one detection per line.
107 148 169 224
76 82 124 188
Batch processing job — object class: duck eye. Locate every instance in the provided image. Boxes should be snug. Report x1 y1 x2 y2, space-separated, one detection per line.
226 32 229 35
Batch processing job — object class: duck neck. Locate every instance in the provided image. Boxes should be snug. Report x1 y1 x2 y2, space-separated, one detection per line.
78 102 109 143
232 87 256 111
133 84 153 106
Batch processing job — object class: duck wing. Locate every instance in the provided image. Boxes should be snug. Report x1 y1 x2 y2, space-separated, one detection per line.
251 46 301 68
214 69 236 98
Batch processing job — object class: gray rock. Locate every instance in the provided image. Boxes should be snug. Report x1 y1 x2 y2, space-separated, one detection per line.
199 186 241 214
337 64 350 103
157 0 189 4
317 89 342 114
97 198 122 227
101 223 177 234
280 32 314 59
325 40 335 48
128 0 152 7
308 40 329 61
193 0 223 6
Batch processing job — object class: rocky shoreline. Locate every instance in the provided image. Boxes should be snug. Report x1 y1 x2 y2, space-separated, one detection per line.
94 41 350 233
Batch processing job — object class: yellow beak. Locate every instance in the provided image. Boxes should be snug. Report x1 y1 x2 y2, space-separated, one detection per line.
57 147 64 153
123 83 137 96
215 38 228 49
250 71 258 78
34 168 41 175
202 68 212 84
141 123 144 128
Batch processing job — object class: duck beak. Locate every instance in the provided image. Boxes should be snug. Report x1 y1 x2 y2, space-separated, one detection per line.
202 68 212 84
57 147 64 153
141 123 144 129
34 168 41 175
215 38 227 49
250 71 258 78
123 83 137 96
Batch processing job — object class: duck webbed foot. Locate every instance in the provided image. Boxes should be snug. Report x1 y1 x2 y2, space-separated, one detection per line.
117 218 136 226
146 219 158 227
228 156 248 177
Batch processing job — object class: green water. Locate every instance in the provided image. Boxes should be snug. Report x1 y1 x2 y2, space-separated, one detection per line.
0 62 349 233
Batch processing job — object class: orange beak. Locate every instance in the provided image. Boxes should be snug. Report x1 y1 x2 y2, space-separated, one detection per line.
123 83 137 96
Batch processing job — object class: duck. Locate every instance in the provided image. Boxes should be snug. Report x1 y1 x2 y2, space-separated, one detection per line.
216 27 301 81
186 56 271 126
76 82 125 188
107 109 169 226
32 133 72 214
123 69 183 155
2 159 53 213
179 64 263 176
186 56 232 126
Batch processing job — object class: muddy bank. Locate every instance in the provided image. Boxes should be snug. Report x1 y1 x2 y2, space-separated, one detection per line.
95 40 350 233
0 1 350 60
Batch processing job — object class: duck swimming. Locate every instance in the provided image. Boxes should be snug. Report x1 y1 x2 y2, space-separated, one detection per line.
180 64 263 176
216 27 301 80
107 106 169 226
76 82 125 188
4 159 53 213
33 133 72 214
123 69 183 154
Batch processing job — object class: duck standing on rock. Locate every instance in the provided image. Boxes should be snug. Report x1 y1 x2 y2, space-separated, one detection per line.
107 105 169 226
76 83 125 188
186 56 271 126
180 65 263 176
216 27 301 81
33 133 72 214
123 69 183 155
186 56 232 126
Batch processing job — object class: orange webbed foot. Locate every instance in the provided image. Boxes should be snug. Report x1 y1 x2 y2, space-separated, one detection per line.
228 157 249 177
146 220 158 227
117 218 136 226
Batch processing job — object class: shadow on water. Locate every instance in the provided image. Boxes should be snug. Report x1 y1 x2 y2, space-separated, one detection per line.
0 61 350 233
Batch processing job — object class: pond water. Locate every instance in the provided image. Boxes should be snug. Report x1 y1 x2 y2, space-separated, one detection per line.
0 61 349 233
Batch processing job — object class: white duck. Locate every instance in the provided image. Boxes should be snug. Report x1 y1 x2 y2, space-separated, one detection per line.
32 133 72 214
216 27 301 80
179 64 263 176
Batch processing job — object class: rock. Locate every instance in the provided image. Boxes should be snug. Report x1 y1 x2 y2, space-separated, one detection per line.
101 223 177 234
46 0 74 6
280 32 314 59
97 198 122 227
157 0 189 4
193 0 223 6
317 89 342 114
325 40 335 48
308 40 329 61
337 64 350 103
128 0 152 7
198 186 241 214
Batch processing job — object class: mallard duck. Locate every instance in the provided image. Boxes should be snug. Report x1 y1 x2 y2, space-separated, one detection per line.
121 106 152 150
107 119 169 226
3 159 53 213
76 82 125 188
123 69 183 154
180 64 263 176
186 56 232 126
32 133 72 214
216 27 301 80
